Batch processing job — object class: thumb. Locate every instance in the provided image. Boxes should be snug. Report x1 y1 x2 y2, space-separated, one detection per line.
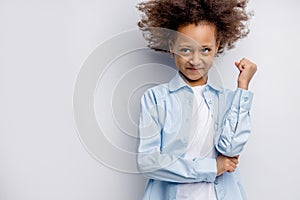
235 61 244 71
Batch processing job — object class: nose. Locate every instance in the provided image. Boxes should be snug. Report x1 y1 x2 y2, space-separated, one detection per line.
189 52 202 66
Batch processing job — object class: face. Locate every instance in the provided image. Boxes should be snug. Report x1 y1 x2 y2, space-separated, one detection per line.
170 23 219 86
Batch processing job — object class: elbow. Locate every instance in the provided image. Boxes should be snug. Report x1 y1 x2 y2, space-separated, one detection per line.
217 126 251 157
216 138 247 157
137 154 148 174
137 152 172 175
136 153 158 174
216 146 238 157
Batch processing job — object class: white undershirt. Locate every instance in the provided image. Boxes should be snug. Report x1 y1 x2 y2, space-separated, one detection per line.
176 85 217 200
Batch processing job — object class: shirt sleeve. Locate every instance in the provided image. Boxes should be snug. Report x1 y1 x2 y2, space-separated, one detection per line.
216 88 254 157
137 90 217 183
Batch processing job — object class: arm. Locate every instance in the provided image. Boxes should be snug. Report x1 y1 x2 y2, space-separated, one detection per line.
215 88 253 157
216 58 257 157
137 90 217 183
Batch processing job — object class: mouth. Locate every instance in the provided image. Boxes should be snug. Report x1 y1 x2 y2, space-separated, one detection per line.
186 67 205 71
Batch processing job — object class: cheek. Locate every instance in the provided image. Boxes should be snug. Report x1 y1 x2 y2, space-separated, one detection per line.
174 55 188 68
203 59 214 69
202 54 215 65
174 54 215 69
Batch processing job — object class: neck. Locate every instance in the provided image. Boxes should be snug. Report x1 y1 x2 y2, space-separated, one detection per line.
179 71 207 87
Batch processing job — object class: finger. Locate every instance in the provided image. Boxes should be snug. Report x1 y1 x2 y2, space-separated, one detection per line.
240 58 247 62
230 161 238 170
226 165 236 173
225 155 239 160
235 61 245 71
234 61 240 67
236 57 246 65
230 158 239 165
225 159 237 169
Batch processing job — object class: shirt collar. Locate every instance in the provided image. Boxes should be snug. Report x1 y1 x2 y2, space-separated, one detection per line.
168 71 224 93
168 72 189 92
206 65 226 92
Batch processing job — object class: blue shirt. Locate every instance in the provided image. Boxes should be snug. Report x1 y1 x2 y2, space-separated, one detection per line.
137 72 254 200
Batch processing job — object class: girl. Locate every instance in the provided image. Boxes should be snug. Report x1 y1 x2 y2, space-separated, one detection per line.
137 0 257 199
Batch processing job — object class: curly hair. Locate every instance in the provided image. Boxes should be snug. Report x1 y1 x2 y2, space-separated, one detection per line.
137 0 252 54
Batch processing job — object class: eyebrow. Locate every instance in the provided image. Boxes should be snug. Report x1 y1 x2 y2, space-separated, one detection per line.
177 43 214 48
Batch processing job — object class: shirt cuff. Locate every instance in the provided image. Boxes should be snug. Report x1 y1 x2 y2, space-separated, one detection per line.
193 157 217 182
233 88 254 110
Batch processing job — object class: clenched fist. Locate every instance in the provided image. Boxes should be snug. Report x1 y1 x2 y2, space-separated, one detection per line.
235 58 257 90
216 155 239 176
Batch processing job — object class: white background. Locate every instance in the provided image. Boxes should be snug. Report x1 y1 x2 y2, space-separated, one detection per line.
1 0 300 199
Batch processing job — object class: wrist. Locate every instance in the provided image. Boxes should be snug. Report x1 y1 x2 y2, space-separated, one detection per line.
238 81 249 90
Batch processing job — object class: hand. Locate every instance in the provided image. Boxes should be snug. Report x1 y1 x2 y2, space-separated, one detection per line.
235 58 257 90
216 154 239 176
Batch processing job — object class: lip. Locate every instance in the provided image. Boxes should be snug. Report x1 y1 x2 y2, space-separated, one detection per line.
187 67 205 71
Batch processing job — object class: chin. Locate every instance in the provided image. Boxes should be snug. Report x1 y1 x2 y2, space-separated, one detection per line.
188 74 204 80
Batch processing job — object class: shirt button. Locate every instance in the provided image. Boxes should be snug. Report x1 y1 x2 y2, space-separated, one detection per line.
214 123 219 131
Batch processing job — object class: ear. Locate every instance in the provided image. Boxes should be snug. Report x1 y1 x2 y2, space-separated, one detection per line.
168 40 174 53
214 41 220 56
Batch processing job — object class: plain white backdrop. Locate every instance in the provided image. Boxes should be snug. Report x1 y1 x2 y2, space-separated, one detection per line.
1 0 300 199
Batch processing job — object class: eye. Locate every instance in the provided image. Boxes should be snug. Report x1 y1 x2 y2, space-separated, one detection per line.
180 48 191 53
201 48 211 54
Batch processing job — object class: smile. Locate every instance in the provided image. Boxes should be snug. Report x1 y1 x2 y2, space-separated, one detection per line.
187 67 205 71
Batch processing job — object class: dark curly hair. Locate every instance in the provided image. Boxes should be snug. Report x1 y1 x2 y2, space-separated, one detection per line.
137 0 252 54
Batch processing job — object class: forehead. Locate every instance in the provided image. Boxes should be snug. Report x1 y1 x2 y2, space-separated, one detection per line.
174 23 217 46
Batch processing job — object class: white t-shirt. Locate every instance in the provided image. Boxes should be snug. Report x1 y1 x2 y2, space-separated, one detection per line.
176 85 217 200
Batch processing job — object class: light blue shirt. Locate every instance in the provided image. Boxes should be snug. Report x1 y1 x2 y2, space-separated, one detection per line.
137 72 254 200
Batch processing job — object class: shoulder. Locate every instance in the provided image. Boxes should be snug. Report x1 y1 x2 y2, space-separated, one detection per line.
141 83 169 105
